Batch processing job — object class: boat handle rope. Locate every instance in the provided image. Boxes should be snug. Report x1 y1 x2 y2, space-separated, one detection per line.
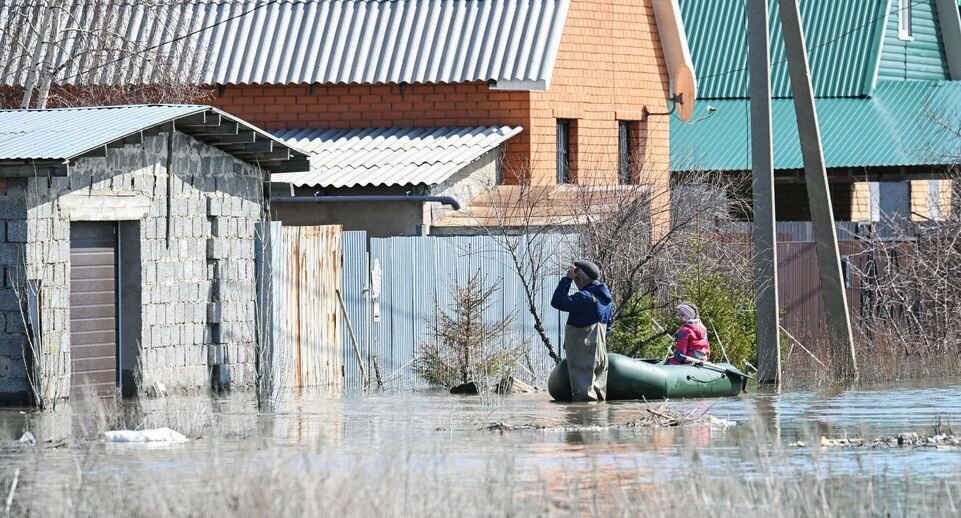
686 373 726 384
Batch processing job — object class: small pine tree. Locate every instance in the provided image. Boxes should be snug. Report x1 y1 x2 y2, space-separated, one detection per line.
414 269 522 388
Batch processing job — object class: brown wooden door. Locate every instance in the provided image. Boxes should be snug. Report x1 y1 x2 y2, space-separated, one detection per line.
70 222 118 397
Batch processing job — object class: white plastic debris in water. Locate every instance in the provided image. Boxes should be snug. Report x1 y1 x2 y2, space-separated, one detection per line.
104 427 188 443
16 431 36 446
709 416 736 427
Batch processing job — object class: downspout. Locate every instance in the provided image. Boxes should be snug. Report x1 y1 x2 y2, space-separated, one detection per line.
272 195 462 211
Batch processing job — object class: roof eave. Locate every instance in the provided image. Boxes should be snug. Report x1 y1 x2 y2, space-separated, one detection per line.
61 106 310 175
935 0 961 80
0 159 68 178
653 0 698 104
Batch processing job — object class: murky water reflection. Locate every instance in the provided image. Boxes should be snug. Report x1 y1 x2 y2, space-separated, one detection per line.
2 379 961 513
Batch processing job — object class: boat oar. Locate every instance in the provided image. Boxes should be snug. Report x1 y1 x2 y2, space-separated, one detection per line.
678 354 754 380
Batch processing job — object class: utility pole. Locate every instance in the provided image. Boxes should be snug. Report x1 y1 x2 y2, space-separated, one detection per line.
777 0 858 380
747 0 780 384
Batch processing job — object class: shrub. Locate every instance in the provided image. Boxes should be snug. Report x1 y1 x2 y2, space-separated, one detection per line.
606 295 674 359
414 269 524 389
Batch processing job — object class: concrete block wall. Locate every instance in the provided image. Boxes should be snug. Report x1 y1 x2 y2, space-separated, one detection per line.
5 131 264 402
0 178 31 402
428 150 500 227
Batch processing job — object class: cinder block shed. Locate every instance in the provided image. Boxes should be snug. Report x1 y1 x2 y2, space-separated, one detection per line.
0 105 308 405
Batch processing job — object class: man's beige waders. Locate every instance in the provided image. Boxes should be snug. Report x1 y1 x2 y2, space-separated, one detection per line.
564 323 608 401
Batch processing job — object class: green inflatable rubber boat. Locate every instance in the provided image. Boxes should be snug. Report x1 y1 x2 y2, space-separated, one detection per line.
548 353 749 401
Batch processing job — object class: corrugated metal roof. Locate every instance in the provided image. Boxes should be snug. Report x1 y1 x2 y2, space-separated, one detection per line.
273 126 522 187
0 0 569 89
671 80 961 171
0 104 309 172
878 0 950 82
679 0 889 99
0 105 205 160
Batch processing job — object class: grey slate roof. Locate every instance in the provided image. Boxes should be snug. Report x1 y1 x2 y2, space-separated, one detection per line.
0 104 310 173
273 125 522 187
0 0 569 89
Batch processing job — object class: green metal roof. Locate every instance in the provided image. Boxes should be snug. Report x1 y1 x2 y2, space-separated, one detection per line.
671 80 961 171
679 0 889 99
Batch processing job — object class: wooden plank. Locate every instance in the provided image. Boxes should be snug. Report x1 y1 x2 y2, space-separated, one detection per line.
70 279 116 293
69 265 115 279
70 343 116 357
206 131 257 144
69 305 115 320
71 330 116 346
175 111 219 127
69 292 114 306
71 356 116 372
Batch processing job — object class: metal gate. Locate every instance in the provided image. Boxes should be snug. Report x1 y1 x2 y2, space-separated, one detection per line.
271 225 343 389
69 222 118 397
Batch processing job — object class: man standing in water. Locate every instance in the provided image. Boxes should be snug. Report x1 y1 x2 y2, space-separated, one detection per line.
550 260 613 402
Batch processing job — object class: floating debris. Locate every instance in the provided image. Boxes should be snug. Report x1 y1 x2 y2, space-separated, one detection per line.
485 404 730 432
1 432 67 452
16 432 36 447
105 427 188 443
789 432 960 449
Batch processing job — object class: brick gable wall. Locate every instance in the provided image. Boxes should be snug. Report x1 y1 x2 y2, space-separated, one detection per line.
212 83 533 182
209 0 671 191
528 0 670 187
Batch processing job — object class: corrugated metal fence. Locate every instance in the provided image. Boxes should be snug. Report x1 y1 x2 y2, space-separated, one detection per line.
340 231 370 386
270 222 910 390
270 229 573 391
352 234 574 390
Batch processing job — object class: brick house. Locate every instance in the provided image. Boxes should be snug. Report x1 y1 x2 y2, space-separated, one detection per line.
671 0 961 226
0 0 693 237
0 105 308 404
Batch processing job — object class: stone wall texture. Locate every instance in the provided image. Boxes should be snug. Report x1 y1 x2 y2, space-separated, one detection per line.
0 131 265 403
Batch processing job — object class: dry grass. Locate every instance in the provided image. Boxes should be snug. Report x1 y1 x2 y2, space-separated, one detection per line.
781 331 961 391
2 398 961 517
3 435 960 517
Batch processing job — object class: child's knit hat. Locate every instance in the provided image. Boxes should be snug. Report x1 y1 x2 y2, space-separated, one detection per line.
677 303 698 321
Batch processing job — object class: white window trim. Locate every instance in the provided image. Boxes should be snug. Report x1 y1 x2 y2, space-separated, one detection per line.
898 0 913 41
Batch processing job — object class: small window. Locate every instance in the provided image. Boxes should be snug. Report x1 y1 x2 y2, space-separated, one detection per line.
841 256 851 289
898 0 912 41
557 119 573 184
618 121 635 184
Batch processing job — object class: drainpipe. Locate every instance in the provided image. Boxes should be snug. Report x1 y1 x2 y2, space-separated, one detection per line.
272 195 462 211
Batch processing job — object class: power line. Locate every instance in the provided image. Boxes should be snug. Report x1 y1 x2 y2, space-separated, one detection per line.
54 0 283 84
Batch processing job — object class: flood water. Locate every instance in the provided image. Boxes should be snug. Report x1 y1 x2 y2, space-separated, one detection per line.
2 378 961 515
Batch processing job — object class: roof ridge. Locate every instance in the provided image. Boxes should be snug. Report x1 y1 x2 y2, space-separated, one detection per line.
0 103 207 113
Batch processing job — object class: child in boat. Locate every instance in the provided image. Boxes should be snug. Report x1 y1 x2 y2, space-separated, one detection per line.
667 302 710 365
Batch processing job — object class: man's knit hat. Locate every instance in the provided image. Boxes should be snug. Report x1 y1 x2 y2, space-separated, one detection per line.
573 260 600 280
